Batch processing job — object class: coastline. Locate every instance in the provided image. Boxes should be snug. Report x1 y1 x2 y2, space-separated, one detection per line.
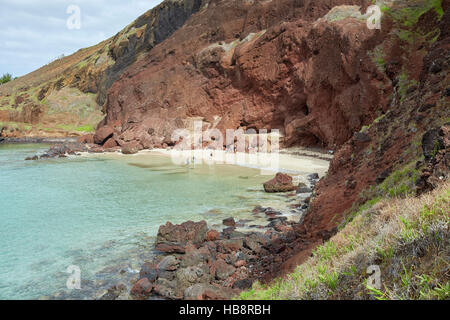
3 141 330 300
71 146 331 300
0 137 78 144
80 147 330 179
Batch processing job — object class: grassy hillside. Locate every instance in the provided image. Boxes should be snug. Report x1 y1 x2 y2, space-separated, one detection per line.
241 182 449 300
0 0 203 139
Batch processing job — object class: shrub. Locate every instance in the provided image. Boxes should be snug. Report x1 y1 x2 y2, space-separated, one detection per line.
0 73 13 85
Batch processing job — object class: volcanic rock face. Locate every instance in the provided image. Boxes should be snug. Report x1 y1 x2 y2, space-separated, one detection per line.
98 0 388 150
292 2 450 271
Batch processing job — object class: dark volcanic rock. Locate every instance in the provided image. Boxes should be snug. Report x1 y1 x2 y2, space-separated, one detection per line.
139 262 158 282
233 279 253 290
223 217 236 227
297 183 313 194
307 173 319 181
36 143 88 160
422 127 446 160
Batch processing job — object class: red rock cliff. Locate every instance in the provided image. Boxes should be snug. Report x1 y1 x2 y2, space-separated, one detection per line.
98 0 388 149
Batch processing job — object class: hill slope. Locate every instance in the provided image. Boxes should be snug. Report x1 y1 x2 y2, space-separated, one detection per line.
0 0 203 138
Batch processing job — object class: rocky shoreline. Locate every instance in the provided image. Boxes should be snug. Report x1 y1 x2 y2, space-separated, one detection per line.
0 137 78 144
125 172 320 300
26 139 324 300
3 133 331 300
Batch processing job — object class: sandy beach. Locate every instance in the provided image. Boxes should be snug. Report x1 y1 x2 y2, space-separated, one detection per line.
84 147 331 182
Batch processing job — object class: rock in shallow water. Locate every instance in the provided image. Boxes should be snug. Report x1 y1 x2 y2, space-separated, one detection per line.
263 173 296 193
131 278 153 297
222 217 236 227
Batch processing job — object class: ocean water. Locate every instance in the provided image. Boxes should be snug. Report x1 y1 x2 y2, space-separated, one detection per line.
0 144 300 300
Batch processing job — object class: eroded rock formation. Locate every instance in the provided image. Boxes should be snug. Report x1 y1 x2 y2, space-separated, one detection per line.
98 0 388 149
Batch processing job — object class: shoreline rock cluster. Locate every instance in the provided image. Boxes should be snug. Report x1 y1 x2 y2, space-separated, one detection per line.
20 138 323 300
127 173 320 300
22 139 122 161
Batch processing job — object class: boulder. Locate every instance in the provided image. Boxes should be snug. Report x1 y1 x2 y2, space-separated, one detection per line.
175 264 211 292
206 230 221 241
252 206 265 214
103 137 118 149
307 173 320 181
267 217 288 228
222 227 246 239
121 141 142 155
155 221 208 253
153 278 179 299
77 134 94 144
263 173 296 193
181 245 211 267
297 183 313 194
157 256 179 272
94 126 114 145
139 262 158 282
100 283 129 300
212 259 236 280
130 278 153 297
217 239 244 253
235 260 246 268
223 217 236 227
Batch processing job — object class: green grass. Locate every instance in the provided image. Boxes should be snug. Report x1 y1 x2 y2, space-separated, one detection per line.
386 0 443 27
0 121 32 131
369 46 386 73
75 124 95 132
56 124 95 133
240 184 449 300
0 73 13 84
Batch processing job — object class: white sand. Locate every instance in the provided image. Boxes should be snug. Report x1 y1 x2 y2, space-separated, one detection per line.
138 148 329 177
79 147 330 181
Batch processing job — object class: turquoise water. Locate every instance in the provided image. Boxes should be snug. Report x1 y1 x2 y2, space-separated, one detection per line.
0 144 295 300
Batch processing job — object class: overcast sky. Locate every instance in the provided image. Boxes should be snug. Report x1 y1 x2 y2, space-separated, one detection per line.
0 0 163 77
